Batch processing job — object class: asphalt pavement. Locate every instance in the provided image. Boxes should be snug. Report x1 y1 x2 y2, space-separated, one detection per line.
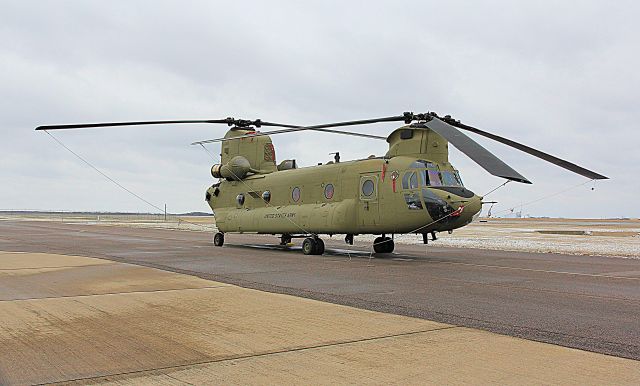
1 220 638 360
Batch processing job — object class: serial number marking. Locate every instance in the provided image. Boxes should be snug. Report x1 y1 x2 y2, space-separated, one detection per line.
264 213 296 219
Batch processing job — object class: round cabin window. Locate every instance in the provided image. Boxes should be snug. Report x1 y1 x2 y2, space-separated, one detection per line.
236 193 245 206
262 190 271 203
324 184 334 200
362 179 374 197
292 187 301 202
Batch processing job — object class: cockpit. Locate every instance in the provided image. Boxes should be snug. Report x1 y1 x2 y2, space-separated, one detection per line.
400 160 474 222
401 160 463 189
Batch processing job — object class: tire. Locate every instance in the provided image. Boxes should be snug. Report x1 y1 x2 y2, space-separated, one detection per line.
213 232 224 247
280 234 292 245
373 236 385 253
314 238 325 255
302 237 316 255
373 236 393 254
383 237 394 253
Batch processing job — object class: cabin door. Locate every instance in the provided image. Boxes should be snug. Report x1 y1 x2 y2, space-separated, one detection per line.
358 174 380 228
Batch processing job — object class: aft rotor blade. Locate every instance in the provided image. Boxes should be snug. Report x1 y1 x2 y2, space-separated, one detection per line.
35 119 299 131
194 115 412 144
424 119 531 184
440 117 608 180
191 126 387 145
305 114 410 129
190 114 412 144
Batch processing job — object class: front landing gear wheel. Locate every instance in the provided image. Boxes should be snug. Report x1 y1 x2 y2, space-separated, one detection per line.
280 234 292 246
373 236 394 253
383 237 394 253
213 232 224 247
302 237 316 255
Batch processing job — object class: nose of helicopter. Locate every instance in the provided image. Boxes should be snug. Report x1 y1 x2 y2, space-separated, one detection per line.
438 190 482 227
455 194 482 224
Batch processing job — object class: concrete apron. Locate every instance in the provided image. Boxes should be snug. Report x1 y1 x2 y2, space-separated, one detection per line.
0 251 637 385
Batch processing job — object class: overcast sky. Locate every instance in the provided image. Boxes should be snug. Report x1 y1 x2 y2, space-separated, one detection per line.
1 0 638 218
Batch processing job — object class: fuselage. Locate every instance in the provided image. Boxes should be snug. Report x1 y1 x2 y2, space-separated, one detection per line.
206 155 481 236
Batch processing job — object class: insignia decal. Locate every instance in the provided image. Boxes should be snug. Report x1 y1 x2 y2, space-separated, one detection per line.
391 171 399 192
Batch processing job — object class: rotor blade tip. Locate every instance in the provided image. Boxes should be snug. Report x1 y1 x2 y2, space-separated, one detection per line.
504 176 532 184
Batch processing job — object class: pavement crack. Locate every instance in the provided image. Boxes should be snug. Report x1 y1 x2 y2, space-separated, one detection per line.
0 285 230 302
0 263 117 271
42 326 459 385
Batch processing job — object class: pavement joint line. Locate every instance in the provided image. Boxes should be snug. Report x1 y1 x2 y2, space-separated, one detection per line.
426 260 640 281
0 285 232 303
393 274 640 303
0 263 119 271
41 325 460 386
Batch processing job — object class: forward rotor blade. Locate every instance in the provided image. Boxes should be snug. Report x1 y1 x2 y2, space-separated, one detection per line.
440 117 608 180
36 120 232 131
423 119 531 184
35 119 299 131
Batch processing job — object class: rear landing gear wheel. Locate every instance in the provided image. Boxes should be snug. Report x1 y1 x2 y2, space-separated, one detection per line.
213 232 224 247
302 237 316 255
373 236 394 253
314 238 325 255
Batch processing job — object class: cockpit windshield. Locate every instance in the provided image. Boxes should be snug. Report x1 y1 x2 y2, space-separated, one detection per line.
403 160 464 189
440 171 463 187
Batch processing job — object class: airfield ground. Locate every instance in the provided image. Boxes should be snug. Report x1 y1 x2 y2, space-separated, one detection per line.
0 217 638 384
3 213 637 258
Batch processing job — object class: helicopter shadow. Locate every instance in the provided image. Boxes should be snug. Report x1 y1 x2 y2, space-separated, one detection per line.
225 243 415 261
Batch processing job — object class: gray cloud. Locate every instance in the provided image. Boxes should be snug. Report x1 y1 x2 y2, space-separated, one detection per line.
1 0 638 217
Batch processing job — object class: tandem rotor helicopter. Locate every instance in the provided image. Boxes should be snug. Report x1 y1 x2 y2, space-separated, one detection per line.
37 112 607 255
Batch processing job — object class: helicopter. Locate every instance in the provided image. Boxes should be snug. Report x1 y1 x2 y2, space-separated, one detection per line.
36 112 607 255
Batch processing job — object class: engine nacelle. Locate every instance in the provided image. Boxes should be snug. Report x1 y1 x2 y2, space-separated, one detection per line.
211 155 253 180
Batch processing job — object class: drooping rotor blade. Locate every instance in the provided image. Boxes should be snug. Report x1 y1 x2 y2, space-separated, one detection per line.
422 119 531 184
438 116 608 180
191 126 386 145
35 119 299 131
273 111 606 181
304 114 411 129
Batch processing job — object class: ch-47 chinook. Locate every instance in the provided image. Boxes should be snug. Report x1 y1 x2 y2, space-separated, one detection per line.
36 112 607 255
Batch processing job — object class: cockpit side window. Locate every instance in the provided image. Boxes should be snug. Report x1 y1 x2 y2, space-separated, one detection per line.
404 192 423 210
402 171 419 189
410 172 418 189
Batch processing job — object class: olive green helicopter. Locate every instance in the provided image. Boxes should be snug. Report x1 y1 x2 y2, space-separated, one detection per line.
36 112 607 255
